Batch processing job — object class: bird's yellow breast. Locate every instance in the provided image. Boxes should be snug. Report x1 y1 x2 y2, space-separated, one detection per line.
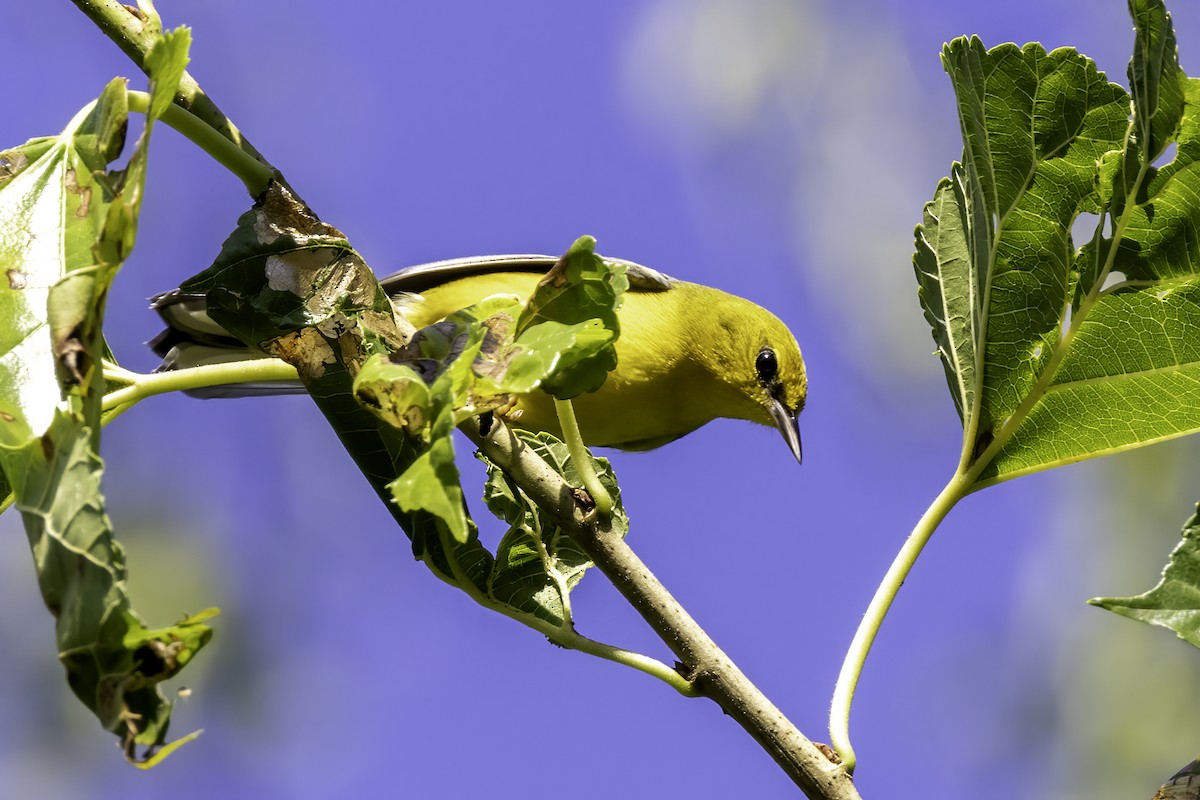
404 272 768 449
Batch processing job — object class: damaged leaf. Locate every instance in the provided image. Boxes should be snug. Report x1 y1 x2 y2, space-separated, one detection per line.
481 431 626 626
515 235 627 399
0 28 211 763
913 1 1200 488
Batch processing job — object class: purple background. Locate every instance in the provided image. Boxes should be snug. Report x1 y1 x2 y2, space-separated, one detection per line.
4 3 1200 799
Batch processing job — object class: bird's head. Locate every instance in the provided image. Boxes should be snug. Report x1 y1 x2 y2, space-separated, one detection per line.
697 289 807 463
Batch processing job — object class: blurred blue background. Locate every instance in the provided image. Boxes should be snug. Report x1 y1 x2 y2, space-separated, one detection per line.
4 2 1200 798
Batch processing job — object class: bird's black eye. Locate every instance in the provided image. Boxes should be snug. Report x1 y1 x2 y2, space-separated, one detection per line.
755 348 779 385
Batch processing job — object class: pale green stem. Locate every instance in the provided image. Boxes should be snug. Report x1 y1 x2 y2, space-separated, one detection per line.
553 398 613 517
129 729 203 770
554 629 700 697
431 514 695 695
828 471 972 771
71 0 280 190
102 360 299 411
125 90 274 195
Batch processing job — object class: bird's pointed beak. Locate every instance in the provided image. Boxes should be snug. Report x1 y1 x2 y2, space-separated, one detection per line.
767 395 802 464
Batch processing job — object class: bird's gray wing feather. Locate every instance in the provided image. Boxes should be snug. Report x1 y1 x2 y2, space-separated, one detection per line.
379 254 674 294
148 253 675 397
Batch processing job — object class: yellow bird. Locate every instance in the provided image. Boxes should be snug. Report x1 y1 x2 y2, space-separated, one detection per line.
151 255 807 462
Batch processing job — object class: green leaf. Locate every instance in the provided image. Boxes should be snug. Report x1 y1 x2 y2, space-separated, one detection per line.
389 431 470 543
1090 503 1200 648
479 431 627 626
486 319 615 397
143 28 192 123
356 341 496 576
1128 0 1182 164
515 235 627 398
0 80 129 444
350 237 630 581
5 412 216 757
914 2 1200 487
0 30 209 762
181 181 449 543
914 38 1128 449
386 351 478 545
351 359 432 436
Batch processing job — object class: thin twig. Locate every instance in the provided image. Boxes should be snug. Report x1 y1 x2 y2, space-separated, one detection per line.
466 418 860 800
70 0 280 188
76 3 860 794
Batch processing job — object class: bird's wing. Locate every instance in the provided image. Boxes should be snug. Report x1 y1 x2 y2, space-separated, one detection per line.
148 290 237 357
379 254 675 294
149 254 674 358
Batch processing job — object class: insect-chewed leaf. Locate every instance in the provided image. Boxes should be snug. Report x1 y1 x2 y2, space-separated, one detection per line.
352 358 432 437
914 37 1128 457
0 30 211 764
179 181 404 361
0 78 130 444
484 319 614 397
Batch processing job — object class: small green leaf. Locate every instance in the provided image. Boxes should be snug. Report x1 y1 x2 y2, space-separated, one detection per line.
479 431 627 626
1128 0 1183 163
515 235 628 398
143 28 192 122
490 319 614 397
379 315 492 545
1090 503 1200 648
388 426 470 543
352 358 432 437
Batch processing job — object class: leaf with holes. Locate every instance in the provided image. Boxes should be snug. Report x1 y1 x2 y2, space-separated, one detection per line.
0 28 214 764
914 0 1200 488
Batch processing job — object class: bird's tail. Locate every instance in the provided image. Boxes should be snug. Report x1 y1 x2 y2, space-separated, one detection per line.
149 290 306 398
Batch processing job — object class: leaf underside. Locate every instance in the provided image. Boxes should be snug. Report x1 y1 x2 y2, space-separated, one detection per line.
0 29 214 762
914 0 1200 488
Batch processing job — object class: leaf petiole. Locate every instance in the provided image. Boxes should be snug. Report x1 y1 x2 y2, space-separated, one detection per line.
102 359 299 413
431 510 695 695
124 90 273 195
553 397 613 517
828 471 973 771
